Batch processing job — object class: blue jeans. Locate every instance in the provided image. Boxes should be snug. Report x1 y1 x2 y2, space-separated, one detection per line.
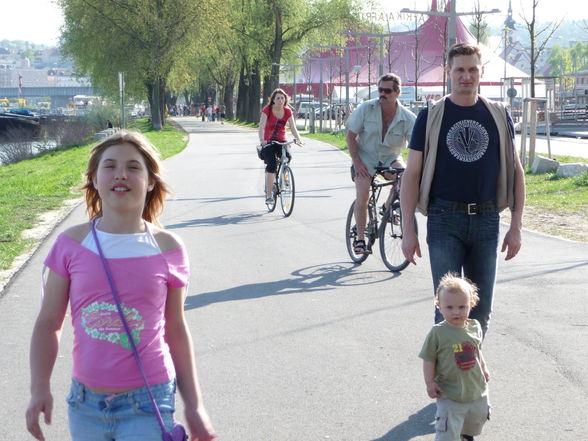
427 198 500 335
67 379 176 441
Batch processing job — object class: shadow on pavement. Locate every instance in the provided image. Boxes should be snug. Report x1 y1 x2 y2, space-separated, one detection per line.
372 403 436 441
165 211 276 228
185 262 401 310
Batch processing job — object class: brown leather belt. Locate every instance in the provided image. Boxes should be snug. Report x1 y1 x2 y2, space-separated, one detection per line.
430 198 497 215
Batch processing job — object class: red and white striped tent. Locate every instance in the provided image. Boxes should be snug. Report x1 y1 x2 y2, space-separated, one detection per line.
290 0 531 99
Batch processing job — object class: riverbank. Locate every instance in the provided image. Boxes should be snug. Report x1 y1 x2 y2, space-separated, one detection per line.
0 119 188 294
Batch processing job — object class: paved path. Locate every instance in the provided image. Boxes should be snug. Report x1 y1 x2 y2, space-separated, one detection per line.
1 118 587 440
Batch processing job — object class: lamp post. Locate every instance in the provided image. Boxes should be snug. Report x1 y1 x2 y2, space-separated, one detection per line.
297 54 341 132
400 3 499 93
315 44 369 110
272 63 303 109
342 30 400 77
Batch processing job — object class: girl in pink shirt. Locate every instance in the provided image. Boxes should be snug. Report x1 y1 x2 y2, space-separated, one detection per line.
26 131 216 441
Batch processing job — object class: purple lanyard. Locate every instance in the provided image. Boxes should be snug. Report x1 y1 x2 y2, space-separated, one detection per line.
91 219 169 436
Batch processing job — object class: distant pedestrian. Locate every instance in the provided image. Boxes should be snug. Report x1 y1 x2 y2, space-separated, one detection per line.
419 273 490 441
206 105 213 122
26 131 216 441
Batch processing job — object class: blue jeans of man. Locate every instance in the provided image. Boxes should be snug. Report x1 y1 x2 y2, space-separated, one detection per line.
426 198 500 335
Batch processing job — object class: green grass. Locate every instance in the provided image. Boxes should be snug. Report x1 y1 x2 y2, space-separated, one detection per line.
0 119 187 271
2 118 587 274
525 169 588 214
301 129 588 226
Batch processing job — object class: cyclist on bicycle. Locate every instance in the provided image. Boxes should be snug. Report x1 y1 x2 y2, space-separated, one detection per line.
259 88 302 205
346 73 416 254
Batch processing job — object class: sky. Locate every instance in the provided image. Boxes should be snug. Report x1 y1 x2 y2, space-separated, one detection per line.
373 0 588 29
0 0 586 47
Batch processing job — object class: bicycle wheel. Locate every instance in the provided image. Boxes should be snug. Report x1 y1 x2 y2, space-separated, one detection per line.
265 182 278 212
345 201 370 263
379 201 415 272
279 165 295 217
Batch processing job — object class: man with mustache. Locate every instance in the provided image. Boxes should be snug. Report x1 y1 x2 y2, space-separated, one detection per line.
346 73 416 255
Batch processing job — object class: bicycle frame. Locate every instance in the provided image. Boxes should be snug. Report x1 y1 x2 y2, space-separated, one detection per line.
264 140 298 216
345 165 406 265
364 175 395 250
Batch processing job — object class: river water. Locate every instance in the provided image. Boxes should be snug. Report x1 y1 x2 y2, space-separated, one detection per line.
0 139 58 165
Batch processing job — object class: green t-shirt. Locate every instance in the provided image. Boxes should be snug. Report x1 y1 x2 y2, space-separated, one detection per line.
419 320 488 403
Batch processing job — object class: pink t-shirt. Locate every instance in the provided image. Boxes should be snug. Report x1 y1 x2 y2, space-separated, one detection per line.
44 233 189 389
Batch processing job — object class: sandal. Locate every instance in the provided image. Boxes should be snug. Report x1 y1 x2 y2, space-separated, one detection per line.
353 239 371 255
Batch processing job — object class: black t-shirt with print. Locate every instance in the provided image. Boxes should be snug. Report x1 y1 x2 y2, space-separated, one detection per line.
409 98 511 204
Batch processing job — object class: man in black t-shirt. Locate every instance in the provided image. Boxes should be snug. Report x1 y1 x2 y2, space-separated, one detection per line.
400 43 525 338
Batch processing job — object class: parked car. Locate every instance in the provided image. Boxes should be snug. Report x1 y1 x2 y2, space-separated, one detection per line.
296 102 320 118
296 102 336 119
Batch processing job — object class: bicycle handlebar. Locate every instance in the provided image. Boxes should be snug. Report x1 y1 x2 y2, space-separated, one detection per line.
268 139 303 147
374 165 405 174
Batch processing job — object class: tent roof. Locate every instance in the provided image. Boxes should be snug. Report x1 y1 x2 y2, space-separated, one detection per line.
297 0 530 87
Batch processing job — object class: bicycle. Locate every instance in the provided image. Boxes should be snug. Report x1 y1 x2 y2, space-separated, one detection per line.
345 166 417 272
263 140 300 217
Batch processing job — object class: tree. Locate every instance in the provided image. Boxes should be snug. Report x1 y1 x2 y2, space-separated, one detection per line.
468 0 490 45
58 0 212 130
520 0 562 97
400 12 429 105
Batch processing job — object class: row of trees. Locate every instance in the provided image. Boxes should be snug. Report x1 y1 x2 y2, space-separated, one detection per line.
58 0 579 128
549 41 588 77
58 0 364 129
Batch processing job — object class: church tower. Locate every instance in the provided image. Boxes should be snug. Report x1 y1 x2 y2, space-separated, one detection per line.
504 0 516 45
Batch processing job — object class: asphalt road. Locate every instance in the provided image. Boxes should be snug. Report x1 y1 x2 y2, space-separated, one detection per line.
1 118 587 441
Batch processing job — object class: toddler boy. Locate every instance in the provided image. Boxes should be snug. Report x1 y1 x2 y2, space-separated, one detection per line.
419 273 491 441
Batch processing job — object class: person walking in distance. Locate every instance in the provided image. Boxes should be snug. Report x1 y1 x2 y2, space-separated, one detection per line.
26 131 216 441
401 43 526 336
346 73 416 255
419 273 491 441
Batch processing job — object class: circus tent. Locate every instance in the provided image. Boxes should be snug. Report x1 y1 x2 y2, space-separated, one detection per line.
291 0 532 98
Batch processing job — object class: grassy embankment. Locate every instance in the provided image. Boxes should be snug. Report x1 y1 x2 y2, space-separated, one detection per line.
0 119 187 272
230 118 588 240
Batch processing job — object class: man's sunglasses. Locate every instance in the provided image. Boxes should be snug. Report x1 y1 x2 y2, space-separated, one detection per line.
378 87 394 94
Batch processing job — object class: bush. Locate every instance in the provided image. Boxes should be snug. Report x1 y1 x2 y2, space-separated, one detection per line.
84 103 121 131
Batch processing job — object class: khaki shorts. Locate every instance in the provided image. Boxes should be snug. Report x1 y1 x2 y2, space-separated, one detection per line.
434 395 490 441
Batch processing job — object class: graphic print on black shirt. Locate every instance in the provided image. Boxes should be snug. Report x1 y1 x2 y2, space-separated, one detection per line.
446 120 489 163
408 99 501 203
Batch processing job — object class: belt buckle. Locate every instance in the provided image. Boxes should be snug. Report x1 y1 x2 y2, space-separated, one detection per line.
467 203 477 215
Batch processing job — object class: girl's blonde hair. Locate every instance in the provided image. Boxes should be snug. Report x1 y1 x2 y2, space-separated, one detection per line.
434 272 480 308
81 130 169 226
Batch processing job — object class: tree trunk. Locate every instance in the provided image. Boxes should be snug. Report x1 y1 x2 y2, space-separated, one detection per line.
247 63 261 123
237 68 249 121
530 25 536 98
150 79 163 130
224 80 235 119
264 7 284 99
159 79 166 127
